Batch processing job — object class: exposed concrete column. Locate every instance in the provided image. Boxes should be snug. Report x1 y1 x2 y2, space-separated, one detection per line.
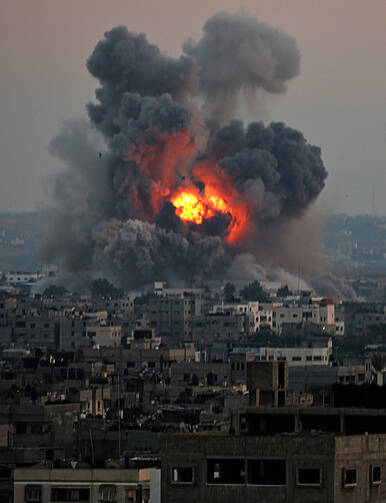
340 410 345 434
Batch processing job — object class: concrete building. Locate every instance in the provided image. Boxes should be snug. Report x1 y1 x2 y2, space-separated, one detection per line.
88 325 122 348
5 271 45 285
14 466 158 503
148 296 202 341
161 430 386 503
263 298 337 335
58 318 90 351
232 339 332 367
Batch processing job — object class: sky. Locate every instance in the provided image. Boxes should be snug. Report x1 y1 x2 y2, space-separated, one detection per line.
0 0 385 215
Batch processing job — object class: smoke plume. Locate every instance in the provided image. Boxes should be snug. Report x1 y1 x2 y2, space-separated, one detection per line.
40 12 334 293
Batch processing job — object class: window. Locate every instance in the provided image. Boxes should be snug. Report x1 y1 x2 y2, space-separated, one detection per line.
247 460 286 485
25 485 41 502
51 488 90 501
171 467 194 484
16 423 27 434
99 485 117 501
207 459 245 484
313 356 322 361
292 356 302 361
127 489 136 503
343 468 357 487
370 466 381 486
297 468 321 486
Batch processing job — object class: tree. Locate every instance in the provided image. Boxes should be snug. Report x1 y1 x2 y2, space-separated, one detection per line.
43 285 68 297
277 285 292 298
90 278 122 298
224 282 236 302
240 280 269 302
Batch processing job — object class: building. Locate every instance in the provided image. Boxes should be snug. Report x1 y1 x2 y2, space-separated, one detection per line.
161 431 386 503
232 339 332 367
5 271 45 285
148 296 202 341
262 298 337 335
14 466 159 503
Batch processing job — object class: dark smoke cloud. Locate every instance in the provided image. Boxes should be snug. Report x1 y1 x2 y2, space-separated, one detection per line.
94 218 229 284
39 12 340 296
216 120 327 218
184 11 300 127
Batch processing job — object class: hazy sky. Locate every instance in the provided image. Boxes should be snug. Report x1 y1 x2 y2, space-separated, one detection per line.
1 0 385 214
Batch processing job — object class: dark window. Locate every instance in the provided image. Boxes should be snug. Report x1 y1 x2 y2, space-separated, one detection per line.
207 459 245 484
51 488 90 501
247 460 286 485
297 468 321 486
126 361 135 368
343 469 357 487
25 485 41 502
292 356 302 361
99 485 116 501
371 466 381 485
15 423 27 434
171 467 194 483
313 356 322 361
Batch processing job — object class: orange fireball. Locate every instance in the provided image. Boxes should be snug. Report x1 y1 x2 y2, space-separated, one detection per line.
170 160 251 246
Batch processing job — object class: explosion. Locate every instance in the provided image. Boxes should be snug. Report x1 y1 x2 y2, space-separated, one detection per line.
40 11 329 288
170 161 251 244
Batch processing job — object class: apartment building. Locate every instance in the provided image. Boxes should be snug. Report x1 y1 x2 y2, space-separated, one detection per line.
14 466 158 503
148 296 202 341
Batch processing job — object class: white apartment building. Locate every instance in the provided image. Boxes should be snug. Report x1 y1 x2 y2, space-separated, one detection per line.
212 302 273 332
233 340 332 367
5 271 45 284
261 298 336 335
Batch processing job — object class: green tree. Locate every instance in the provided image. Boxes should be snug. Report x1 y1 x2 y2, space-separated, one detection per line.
277 285 292 297
43 285 68 297
90 278 122 298
240 280 269 302
224 282 236 302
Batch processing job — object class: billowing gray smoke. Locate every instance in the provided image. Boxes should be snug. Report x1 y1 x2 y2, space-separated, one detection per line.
184 11 300 127
39 11 333 293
